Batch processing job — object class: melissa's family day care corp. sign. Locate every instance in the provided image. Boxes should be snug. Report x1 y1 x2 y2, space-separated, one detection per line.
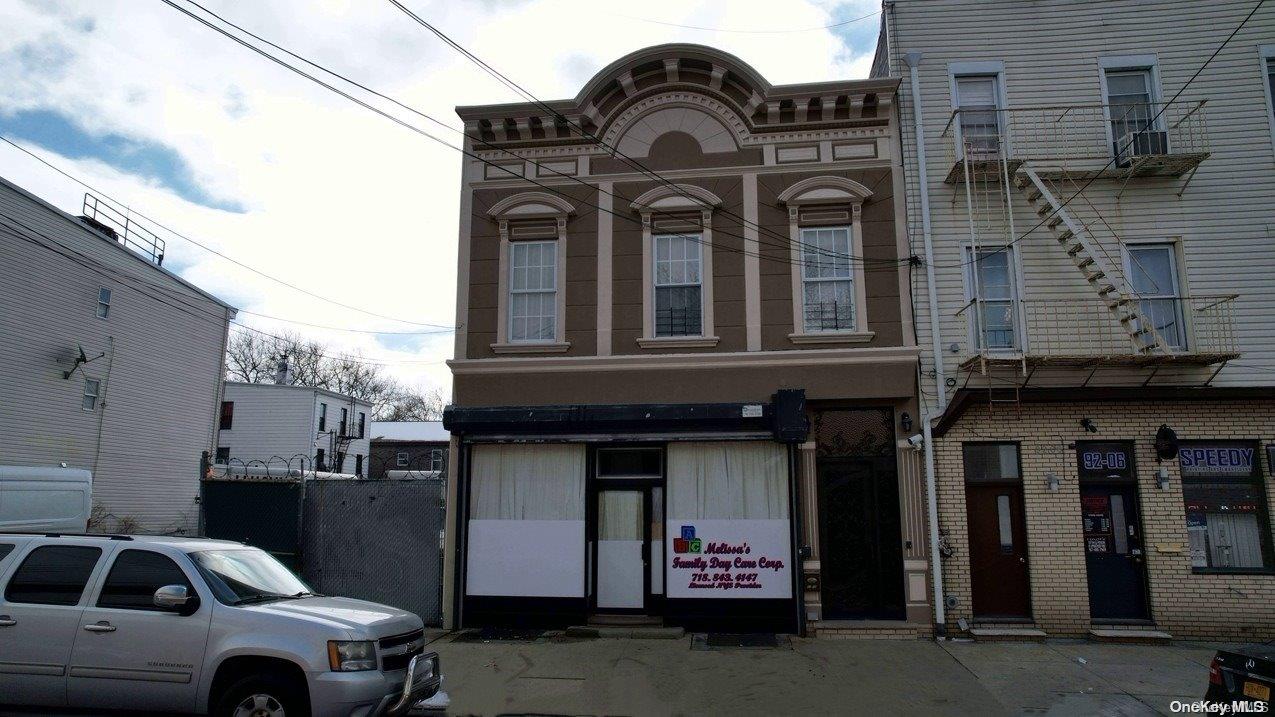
666 519 792 599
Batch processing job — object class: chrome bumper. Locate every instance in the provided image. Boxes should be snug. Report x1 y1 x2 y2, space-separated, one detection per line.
381 652 441 716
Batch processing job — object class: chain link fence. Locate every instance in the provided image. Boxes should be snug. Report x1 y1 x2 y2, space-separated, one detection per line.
200 452 445 625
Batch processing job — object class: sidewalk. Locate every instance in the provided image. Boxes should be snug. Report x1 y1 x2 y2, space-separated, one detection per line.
427 632 1228 716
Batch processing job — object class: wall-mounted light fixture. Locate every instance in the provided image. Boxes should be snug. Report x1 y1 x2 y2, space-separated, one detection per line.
1155 468 1171 490
900 411 913 433
1046 472 1060 492
1155 424 1179 462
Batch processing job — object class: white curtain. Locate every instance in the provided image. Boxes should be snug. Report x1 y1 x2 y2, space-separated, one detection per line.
469 444 585 520
598 491 643 540
668 442 789 520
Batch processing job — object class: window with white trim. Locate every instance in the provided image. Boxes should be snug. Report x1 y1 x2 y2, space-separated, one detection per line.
653 233 703 337
82 378 100 411
429 448 445 473
396 451 409 467
1265 53 1275 137
96 287 111 319
800 226 855 332
1104 68 1162 161
508 240 558 343
1125 243 1185 350
964 247 1019 350
954 75 1002 157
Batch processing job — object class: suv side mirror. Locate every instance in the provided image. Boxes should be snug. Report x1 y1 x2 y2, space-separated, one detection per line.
154 584 200 615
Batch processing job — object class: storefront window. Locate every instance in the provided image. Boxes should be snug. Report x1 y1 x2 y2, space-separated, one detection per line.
667 442 788 520
466 444 586 597
1179 441 1273 572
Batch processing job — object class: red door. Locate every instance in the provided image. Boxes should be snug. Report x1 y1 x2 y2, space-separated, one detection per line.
966 483 1032 619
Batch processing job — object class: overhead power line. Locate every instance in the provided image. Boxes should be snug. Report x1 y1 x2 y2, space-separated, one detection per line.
611 8 882 34
160 0 909 274
173 0 902 270
0 209 446 366
381 0 885 267
934 0 1265 270
0 134 454 329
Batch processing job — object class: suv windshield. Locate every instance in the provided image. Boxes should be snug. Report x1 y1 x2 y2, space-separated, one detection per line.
191 549 314 606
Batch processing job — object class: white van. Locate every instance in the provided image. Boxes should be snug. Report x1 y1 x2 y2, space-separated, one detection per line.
0 466 92 532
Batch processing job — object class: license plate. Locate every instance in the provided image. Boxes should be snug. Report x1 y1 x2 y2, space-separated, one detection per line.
1243 681 1271 702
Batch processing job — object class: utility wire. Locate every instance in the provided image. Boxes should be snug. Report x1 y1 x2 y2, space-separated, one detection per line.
0 210 446 366
610 8 881 34
161 0 907 274
933 0 1265 270
382 0 902 266
0 134 455 329
173 0 900 269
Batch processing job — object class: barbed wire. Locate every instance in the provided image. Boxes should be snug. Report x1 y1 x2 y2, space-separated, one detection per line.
204 451 447 482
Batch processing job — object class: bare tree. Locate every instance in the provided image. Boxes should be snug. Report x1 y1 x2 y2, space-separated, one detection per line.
225 330 445 420
379 385 447 421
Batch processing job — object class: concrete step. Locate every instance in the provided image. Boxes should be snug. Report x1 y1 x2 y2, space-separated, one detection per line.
588 614 661 626
812 621 931 640
1089 628 1173 645
565 625 685 640
969 627 1048 642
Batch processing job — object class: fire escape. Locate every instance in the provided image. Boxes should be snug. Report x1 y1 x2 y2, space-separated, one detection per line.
939 98 1239 407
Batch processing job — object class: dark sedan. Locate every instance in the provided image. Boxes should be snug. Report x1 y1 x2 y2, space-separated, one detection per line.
1207 644 1273 708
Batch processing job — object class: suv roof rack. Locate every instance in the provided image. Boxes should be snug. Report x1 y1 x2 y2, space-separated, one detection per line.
0 532 135 541
46 533 134 540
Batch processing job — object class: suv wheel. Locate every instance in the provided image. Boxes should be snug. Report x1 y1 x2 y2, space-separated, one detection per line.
215 674 309 717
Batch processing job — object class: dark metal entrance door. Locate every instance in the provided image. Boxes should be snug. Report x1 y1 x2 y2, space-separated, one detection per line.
817 458 905 619
1077 441 1150 621
1081 485 1150 620
967 483 1032 619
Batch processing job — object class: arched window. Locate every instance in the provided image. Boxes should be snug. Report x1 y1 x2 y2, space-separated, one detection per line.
487 192 575 353
629 184 724 348
777 176 874 343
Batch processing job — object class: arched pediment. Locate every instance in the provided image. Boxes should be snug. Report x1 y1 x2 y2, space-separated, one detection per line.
486 191 575 219
575 43 770 110
777 176 874 207
613 104 741 159
630 183 724 214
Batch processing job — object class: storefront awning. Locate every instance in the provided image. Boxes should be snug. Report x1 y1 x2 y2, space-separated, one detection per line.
444 389 809 442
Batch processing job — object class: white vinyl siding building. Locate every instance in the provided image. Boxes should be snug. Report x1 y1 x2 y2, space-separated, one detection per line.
877 0 1275 402
0 176 234 534
878 0 1275 642
217 382 372 476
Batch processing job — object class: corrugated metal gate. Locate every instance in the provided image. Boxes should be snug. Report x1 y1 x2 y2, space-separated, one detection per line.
201 470 444 626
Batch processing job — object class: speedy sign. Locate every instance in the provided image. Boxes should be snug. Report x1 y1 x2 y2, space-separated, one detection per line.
666 519 792 599
1179 444 1255 477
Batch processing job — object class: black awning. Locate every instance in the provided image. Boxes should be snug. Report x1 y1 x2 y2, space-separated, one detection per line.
444 389 808 443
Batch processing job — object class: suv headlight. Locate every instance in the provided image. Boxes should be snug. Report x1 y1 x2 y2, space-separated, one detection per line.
328 640 377 671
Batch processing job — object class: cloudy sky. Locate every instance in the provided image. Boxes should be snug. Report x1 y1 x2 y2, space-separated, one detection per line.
0 0 882 396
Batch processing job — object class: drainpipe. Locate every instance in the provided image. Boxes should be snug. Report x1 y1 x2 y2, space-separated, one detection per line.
904 51 946 410
904 49 948 636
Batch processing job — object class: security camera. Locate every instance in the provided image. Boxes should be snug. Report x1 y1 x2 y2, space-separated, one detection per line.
907 433 925 448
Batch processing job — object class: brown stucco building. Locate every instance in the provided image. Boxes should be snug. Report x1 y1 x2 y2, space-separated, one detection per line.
442 45 930 636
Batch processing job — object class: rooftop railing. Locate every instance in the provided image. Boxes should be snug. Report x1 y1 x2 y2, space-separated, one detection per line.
81 193 166 265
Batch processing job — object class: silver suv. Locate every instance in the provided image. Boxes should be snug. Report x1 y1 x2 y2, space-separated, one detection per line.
0 533 443 716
